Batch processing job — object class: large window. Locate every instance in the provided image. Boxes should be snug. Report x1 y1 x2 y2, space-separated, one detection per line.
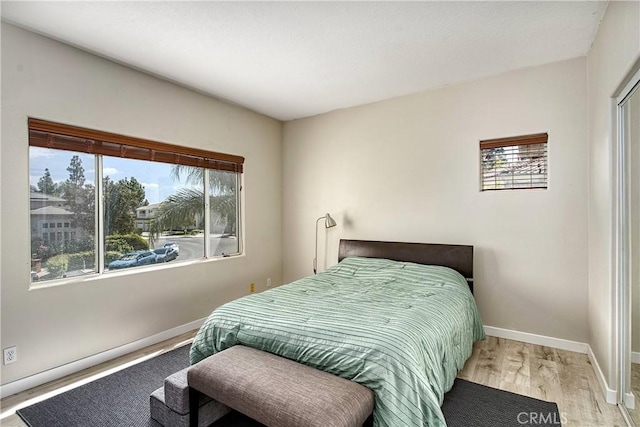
480 133 548 191
28 119 243 284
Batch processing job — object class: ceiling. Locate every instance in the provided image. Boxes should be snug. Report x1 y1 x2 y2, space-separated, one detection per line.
1 1 607 121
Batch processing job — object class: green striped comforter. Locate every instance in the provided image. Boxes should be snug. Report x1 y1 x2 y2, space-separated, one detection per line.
190 257 485 427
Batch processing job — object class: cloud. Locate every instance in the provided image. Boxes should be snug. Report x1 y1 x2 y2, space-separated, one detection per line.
103 167 119 176
29 147 57 159
142 183 161 204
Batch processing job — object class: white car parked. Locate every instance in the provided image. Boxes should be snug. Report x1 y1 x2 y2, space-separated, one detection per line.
163 242 179 255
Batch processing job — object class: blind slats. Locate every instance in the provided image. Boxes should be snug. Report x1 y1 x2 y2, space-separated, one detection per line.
28 118 244 173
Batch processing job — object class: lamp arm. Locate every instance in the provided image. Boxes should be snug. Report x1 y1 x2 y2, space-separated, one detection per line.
313 216 324 274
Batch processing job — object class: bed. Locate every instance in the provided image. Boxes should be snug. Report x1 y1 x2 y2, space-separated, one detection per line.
190 239 485 427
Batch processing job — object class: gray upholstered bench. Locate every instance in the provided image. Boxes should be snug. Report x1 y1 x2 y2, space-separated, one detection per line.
188 345 375 427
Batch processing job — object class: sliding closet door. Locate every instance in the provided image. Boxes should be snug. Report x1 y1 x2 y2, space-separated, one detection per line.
629 85 640 426
620 73 640 426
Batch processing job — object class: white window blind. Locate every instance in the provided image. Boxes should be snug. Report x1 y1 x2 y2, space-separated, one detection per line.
480 133 548 191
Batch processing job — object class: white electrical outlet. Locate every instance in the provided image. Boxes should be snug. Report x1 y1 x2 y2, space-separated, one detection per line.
267 278 272 288
3 346 17 365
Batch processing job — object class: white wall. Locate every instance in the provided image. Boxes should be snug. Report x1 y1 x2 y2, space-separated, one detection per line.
283 58 589 343
587 0 640 387
0 23 282 385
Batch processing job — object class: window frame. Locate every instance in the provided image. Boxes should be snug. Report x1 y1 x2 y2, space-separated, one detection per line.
479 132 548 191
28 118 244 286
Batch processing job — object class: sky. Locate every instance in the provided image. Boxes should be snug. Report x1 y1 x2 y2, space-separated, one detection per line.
29 147 193 205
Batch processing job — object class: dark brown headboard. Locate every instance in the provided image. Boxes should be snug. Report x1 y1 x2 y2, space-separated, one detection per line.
338 239 474 293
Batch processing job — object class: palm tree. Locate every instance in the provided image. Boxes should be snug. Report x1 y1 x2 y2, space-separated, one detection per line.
149 166 238 245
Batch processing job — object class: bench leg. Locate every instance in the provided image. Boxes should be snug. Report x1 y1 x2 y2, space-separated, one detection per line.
189 387 200 427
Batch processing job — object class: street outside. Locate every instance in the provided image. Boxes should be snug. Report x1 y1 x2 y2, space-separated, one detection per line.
153 233 239 260
34 234 239 280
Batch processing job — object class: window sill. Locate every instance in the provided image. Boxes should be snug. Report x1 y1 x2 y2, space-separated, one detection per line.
28 253 245 291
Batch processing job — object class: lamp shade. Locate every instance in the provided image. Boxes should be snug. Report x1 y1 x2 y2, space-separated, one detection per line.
325 213 337 228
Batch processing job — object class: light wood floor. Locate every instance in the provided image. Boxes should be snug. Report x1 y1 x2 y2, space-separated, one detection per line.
458 336 627 426
0 334 628 427
630 363 640 426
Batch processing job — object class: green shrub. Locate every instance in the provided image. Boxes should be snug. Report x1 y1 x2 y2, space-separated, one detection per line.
63 236 95 253
45 251 125 277
66 251 94 270
45 254 68 278
67 251 124 269
105 251 122 264
105 237 134 254
106 234 148 251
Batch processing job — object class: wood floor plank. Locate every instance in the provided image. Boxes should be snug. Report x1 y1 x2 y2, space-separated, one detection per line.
0 414 25 427
457 340 481 381
471 335 507 388
498 339 530 395
557 362 604 426
530 358 563 402
582 358 627 427
531 344 558 362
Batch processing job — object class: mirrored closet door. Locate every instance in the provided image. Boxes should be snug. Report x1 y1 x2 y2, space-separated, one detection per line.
620 69 640 426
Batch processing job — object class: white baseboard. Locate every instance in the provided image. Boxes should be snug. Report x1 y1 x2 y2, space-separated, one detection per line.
587 345 618 404
483 325 588 354
0 317 206 399
625 391 636 409
632 351 640 364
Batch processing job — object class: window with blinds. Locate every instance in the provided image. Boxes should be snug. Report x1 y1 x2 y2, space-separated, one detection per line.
480 133 548 191
28 118 244 285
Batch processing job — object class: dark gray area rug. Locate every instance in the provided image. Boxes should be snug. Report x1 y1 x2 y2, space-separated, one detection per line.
441 379 561 427
17 345 190 427
18 345 561 427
